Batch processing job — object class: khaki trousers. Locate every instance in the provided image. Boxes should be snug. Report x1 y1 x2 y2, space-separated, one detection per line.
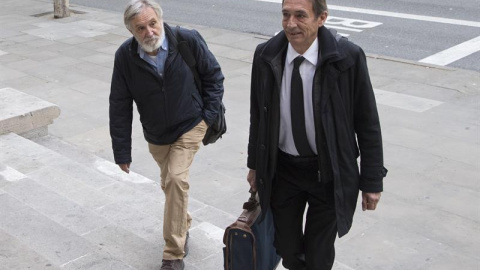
148 120 207 260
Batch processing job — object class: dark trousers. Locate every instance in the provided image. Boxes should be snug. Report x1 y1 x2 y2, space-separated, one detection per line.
271 151 337 270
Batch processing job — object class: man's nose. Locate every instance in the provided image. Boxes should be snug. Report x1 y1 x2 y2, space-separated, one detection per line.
146 26 154 36
286 16 297 28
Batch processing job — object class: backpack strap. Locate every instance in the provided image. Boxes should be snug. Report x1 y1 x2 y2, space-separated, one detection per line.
175 25 202 95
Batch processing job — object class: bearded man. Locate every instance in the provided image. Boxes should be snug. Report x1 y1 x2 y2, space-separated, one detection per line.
109 0 224 269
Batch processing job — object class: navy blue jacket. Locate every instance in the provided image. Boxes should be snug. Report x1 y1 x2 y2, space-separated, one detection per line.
110 24 224 164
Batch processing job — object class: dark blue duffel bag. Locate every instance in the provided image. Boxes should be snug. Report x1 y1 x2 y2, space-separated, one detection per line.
223 193 281 270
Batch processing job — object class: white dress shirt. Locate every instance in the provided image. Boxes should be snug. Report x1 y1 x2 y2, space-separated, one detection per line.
279 38 319 156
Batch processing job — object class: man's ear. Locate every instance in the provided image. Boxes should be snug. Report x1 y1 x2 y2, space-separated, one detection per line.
318 11 328 26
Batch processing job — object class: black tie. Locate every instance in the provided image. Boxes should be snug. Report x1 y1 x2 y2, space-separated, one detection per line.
291 56 314 156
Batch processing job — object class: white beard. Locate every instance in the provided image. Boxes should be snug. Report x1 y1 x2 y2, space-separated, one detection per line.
137 31 164 53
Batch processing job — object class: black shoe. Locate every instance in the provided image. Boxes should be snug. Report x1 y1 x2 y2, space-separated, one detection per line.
160 259 184 270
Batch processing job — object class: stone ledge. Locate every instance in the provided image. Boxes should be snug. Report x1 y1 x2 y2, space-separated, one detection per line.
0 87 61 139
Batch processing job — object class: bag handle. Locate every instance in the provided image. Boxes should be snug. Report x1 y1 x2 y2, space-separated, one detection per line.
242 190 259 211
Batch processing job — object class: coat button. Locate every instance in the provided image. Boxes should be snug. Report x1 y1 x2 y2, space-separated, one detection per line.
261 144 266 150
259 178 264 185
264 107 268 112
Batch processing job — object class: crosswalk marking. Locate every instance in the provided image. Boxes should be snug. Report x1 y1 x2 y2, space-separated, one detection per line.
419 36 480 66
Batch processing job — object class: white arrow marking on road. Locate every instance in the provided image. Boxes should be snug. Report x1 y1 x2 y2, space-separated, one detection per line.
256 0 480 27
419 36 480 66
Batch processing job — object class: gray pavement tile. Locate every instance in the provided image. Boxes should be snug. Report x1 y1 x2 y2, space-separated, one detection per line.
83 225 162 270
207 43 253 61
428 101 479 126
95 202 164 244
3 178 111 235
0 151 47 175
0 65 26 81
61 251 136 270
69 78 110 96
92 33 130 45
4 58 44 72
0 229 59 270
99 182 164 214
22 50 60 62
75 40 115 51
188 222 225 263
375 193 479 259
0 197 93 266
187 169 247 208
80 53 113 66
58 45 99 58
426 139 480 166
0 43 37 56
216 56 252 73
423 159 479 191
0 53 26 64
41 55 84 67
387 168 479 222
51 159 116 189
64 125 112 154
380 80 463 102
26 167 115 209
191 205 237 231
25 64 92 85
0 29 23 39
94 44 120 55
418 251 479 270
45 113 107 139
66 61 113 81
336 223 448 270
58 36 93 45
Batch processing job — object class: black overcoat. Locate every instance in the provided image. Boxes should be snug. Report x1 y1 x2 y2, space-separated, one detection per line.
247 26 387 237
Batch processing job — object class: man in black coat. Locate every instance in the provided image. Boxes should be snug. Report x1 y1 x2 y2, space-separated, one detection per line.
247 0 387 269
109 0 224 269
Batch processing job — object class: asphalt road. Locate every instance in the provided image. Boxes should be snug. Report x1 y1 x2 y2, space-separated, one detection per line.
70 0 480 71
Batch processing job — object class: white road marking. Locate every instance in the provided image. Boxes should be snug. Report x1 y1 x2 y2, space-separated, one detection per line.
327 25 362 32
419 36 480 66
255 0 480 27
374 89 444 113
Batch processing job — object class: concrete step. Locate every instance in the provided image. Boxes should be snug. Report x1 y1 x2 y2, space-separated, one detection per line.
0 87 60 139
0 133 229 269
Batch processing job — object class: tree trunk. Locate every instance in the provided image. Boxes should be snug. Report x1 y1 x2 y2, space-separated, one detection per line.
54 0 70 18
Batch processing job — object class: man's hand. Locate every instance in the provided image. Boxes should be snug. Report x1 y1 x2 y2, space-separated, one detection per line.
247 169 257 192
118 163 131 174
362 191 381 211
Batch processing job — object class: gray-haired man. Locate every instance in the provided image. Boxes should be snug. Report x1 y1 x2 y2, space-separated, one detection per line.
109 0 225 269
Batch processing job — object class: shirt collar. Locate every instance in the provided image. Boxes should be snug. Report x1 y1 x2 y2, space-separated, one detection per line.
286 38 319 66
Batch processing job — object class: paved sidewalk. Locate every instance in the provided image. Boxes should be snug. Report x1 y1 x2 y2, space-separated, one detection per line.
0 0 479 269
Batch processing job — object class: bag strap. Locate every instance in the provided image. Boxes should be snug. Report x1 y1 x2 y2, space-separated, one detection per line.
175 25 203 96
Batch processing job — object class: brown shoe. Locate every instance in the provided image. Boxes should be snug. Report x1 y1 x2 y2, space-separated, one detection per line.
160 259 184 270
184 231 189 258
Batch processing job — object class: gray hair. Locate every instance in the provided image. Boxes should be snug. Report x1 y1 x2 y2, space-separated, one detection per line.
124 0 163 31
282 0 328 18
